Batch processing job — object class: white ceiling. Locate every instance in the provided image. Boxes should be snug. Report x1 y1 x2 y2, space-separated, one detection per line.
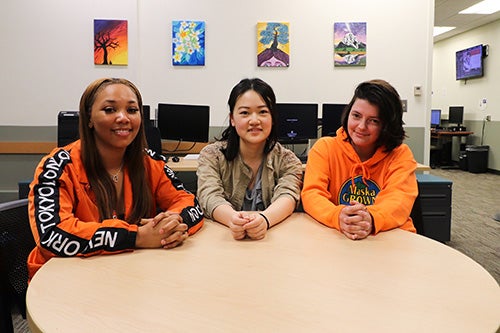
434 0 500 42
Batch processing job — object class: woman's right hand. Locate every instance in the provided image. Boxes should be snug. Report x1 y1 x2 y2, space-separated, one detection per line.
136 212 188 248
339 201 373 240
228 212 250 240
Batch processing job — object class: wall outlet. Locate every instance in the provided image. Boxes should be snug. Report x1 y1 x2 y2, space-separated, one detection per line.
485 114 491 121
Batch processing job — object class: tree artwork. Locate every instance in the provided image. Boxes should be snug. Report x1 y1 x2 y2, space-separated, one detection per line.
94 19 128 66
257 22 290 67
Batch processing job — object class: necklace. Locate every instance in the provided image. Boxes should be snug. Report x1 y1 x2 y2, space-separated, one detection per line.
109 163 123 183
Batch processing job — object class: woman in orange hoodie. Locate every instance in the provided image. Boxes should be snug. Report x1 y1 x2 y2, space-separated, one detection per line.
301 79 417 240
28 78 203 278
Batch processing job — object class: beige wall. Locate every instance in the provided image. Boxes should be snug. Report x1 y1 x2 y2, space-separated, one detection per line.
432 19 500 171
0 0 436 200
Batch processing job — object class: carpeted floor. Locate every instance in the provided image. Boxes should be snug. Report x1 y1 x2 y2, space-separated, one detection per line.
429 168 500 283
10 169 500 332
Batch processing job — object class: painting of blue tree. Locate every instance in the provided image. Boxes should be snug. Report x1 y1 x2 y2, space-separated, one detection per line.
172 21 205 66
257 22 290 67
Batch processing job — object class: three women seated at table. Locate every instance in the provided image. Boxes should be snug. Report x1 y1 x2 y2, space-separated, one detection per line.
27 76 417 278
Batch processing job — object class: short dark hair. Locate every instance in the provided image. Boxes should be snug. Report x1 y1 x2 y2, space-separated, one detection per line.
219 78 278 160
342 79 406 152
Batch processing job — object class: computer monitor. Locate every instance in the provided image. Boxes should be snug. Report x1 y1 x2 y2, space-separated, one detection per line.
275 103 318 144
430 109 441 128
157 103 210 142
448 106 464 126
321 104 347 136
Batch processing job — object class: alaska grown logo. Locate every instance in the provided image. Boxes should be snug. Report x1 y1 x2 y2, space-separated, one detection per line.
338 175 380 205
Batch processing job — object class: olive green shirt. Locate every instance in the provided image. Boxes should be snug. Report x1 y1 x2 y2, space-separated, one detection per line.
196 141 303 219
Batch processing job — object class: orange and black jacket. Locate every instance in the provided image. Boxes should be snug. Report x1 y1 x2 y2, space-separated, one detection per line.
27 140 203 278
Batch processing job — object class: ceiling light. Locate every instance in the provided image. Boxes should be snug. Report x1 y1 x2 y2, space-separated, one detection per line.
433 26 455 37
459 0 500 14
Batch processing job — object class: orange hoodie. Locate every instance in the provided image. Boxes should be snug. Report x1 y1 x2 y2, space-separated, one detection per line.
301 128 417 234
28 141 203 278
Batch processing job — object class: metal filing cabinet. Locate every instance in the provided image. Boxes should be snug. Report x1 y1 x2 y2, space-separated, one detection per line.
415 174 452 242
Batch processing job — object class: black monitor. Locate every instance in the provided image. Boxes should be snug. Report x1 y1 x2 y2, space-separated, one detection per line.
321 104 347 136
276 103 318 144
430 109 441 128
157 103 210 142
448 106 464 126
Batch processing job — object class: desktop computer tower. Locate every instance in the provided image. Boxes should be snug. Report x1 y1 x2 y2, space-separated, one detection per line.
143 104 155 128
57 111 80 147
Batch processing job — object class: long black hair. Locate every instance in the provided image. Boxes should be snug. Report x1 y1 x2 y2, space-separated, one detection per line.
219 78 278 160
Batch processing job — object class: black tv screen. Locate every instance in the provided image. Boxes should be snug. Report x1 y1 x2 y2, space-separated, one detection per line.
456 44 484 80
157 103 210 142
276 103 318 144
321 103 347 136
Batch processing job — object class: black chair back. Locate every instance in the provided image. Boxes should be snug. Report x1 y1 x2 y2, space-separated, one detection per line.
0 198 35 329
145 126 163 155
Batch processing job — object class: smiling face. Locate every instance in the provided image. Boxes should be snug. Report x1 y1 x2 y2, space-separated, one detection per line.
230 89 272 149
88 83 142 155
347 98 382 160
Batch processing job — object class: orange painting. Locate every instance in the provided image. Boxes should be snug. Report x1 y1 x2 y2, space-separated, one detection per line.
94 19 128 66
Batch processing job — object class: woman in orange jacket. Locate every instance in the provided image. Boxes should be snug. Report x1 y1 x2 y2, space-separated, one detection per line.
28 78 203 278
302 79 417 240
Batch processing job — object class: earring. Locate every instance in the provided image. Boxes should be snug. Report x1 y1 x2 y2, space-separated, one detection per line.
88 121 93 128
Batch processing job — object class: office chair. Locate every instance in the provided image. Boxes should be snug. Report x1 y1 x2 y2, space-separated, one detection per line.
0 198 36 331
410 194 424 236
145 125 163 155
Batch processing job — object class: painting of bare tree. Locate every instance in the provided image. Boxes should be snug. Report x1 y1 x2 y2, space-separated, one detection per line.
94 19 128 66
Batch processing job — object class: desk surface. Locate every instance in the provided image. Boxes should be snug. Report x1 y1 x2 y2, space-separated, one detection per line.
431 130 474 137
167 157 431 172
27 214 499 333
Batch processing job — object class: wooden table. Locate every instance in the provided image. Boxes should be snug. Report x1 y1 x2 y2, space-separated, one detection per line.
430 130 474 168
26 213 499 332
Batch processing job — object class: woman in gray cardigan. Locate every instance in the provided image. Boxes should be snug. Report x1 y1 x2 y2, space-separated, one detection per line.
197 78 303 240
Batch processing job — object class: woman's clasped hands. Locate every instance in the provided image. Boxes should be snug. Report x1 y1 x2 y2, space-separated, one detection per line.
229 212 267 240
339 200 373 240
137 211 188 249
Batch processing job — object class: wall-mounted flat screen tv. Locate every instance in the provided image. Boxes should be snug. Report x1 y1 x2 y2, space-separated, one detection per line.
456 44 484 80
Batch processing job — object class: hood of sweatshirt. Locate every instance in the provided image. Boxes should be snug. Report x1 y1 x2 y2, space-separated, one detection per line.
335 127 389 187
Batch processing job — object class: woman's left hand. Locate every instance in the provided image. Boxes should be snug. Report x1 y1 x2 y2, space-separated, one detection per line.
152 211 189 248
243 213 267 240
339 201 373 240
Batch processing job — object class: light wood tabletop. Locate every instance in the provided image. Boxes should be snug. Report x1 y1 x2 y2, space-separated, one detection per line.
26 213 499 333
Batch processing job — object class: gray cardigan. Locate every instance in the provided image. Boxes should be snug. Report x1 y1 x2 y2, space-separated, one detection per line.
196 141 303 219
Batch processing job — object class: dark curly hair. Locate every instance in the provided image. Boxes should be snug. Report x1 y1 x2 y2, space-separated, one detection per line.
341 79 406 152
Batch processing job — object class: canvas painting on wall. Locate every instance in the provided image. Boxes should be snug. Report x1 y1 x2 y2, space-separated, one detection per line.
334 22 366 66
257 22 290 67
94 19 128 66
172 20 205 66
